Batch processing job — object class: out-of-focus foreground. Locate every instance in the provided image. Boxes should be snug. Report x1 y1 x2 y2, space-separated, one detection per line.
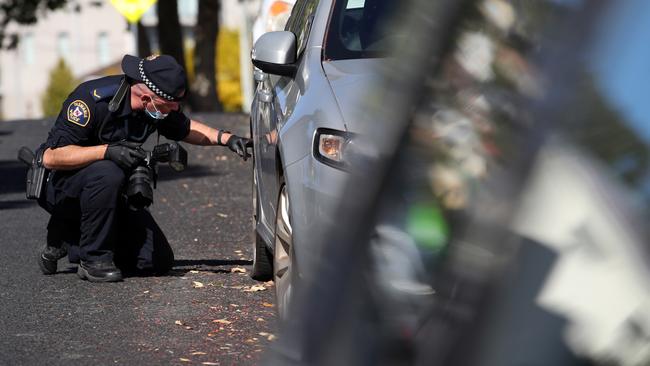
263 1 650 365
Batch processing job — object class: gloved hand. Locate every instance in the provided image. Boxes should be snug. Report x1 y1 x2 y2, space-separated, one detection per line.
104 141 146 170
226 135 253 161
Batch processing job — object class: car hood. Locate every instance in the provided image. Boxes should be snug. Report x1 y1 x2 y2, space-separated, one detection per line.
322 58 384 132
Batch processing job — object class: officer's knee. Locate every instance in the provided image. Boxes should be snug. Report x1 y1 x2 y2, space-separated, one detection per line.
85 160 126 189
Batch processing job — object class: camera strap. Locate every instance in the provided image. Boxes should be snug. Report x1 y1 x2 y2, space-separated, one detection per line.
98 77 130 143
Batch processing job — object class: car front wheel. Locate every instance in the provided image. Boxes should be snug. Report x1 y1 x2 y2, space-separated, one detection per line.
250 139 273 281
273 182 294 320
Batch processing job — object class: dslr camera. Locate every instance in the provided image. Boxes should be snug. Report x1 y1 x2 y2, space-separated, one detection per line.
127 142 188 209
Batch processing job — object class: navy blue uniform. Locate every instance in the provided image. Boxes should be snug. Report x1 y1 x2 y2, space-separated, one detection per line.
38 75 190 273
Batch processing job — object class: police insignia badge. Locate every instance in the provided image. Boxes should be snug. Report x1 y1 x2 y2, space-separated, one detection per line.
146 54 159 61
67 100 91 127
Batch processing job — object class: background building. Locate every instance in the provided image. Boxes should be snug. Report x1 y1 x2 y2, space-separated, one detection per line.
0 0 258 120
0 1 133 120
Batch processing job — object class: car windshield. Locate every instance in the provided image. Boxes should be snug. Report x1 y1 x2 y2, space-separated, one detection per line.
324 0 396 60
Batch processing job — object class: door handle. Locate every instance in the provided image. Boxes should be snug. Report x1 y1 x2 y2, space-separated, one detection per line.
254 68 268 83
258 90 272 103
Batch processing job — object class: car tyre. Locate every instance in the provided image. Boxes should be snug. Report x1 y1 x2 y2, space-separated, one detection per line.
250 125 273 281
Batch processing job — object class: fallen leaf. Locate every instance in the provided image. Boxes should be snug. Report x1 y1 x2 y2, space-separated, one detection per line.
212 319 232 325
256 318 265 322
189 270 199 274
262 302 274 308
264 281 274 286
192 281 205 288
143 290 150 294
231 267 246 273
179 358 191 362
185 326 193 330
182 184 189 189
244 284 267 292
217 213 228 218
175 320 184 326
230 304 239 307
268 334 277 341
202 363 219 365
234 250 243 254
191 352 207 356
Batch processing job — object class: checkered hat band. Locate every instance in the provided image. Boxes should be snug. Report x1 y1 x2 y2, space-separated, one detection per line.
138 60 175 101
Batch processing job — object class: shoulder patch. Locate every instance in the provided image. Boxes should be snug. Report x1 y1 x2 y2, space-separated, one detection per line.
67 100 91 127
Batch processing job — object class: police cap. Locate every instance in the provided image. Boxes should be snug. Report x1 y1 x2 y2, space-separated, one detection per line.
121 54 187 102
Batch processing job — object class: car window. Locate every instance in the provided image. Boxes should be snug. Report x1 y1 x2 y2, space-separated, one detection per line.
324 0 397 60
284 0 304 33
286 0 320 57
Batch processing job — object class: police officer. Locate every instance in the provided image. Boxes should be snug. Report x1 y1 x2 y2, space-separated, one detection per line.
36 54 253 282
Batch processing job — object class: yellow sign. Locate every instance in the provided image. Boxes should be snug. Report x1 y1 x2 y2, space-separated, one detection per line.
110 0 157 23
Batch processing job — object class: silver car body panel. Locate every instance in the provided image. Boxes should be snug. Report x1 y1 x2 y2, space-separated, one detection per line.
252 0 383 276
321 58 385 130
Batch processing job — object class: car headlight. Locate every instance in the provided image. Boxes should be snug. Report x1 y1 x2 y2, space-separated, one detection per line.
314 128 356 169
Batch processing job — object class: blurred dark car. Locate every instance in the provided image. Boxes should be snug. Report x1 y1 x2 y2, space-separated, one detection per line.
263 0 650 365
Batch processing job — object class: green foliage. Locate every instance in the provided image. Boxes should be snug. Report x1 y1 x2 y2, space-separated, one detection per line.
216 28 242 112
1 0 69 48
41 58 77 117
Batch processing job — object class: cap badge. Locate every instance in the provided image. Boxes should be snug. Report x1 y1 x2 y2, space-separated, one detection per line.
145 54 160 61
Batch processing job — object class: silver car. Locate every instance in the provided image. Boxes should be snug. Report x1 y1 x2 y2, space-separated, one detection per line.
249 0 390 317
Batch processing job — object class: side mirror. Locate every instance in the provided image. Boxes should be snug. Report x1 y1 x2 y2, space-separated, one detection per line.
251 31 298 77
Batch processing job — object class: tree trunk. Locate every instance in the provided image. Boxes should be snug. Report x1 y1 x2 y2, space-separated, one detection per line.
156 0 186 70
190 0 221 112
137 20 151 57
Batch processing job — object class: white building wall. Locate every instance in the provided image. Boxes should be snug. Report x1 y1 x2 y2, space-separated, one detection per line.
0 1 133 120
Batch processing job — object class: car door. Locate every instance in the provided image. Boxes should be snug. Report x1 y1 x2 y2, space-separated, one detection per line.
256 0 320 235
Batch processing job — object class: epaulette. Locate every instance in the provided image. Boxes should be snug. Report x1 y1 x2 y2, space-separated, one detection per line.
90 83 120 102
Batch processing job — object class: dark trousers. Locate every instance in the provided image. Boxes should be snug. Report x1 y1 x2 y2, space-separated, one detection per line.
40 160 174 274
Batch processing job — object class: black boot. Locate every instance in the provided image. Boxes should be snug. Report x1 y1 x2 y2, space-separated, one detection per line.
77 261 123 282
38 245 68 275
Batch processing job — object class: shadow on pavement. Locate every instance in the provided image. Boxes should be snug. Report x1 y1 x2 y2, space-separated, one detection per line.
0 160 29 195
157 164 223 182
0 199 36 210
171 259 253 275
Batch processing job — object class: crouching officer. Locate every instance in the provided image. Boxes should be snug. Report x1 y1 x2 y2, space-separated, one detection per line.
36 54 252 282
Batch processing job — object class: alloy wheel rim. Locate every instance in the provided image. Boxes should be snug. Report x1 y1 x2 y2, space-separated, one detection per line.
252 169 259 264
274 185 293 319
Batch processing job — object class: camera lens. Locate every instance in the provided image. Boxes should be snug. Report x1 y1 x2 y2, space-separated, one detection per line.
127 165 154 208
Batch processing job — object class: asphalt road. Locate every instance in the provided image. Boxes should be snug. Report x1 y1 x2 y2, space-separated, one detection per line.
0 113 277 365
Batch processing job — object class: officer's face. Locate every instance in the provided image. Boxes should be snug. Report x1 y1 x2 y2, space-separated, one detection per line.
143 95 180 115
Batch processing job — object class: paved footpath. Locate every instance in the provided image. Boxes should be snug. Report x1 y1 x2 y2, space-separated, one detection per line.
0 113 277 365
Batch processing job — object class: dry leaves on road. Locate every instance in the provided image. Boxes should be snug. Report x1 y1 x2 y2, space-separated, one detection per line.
259 332 277 341
212 319 232 325
192 281 205 288
174 320 193 330
243 285 267 292
231 267 247 273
